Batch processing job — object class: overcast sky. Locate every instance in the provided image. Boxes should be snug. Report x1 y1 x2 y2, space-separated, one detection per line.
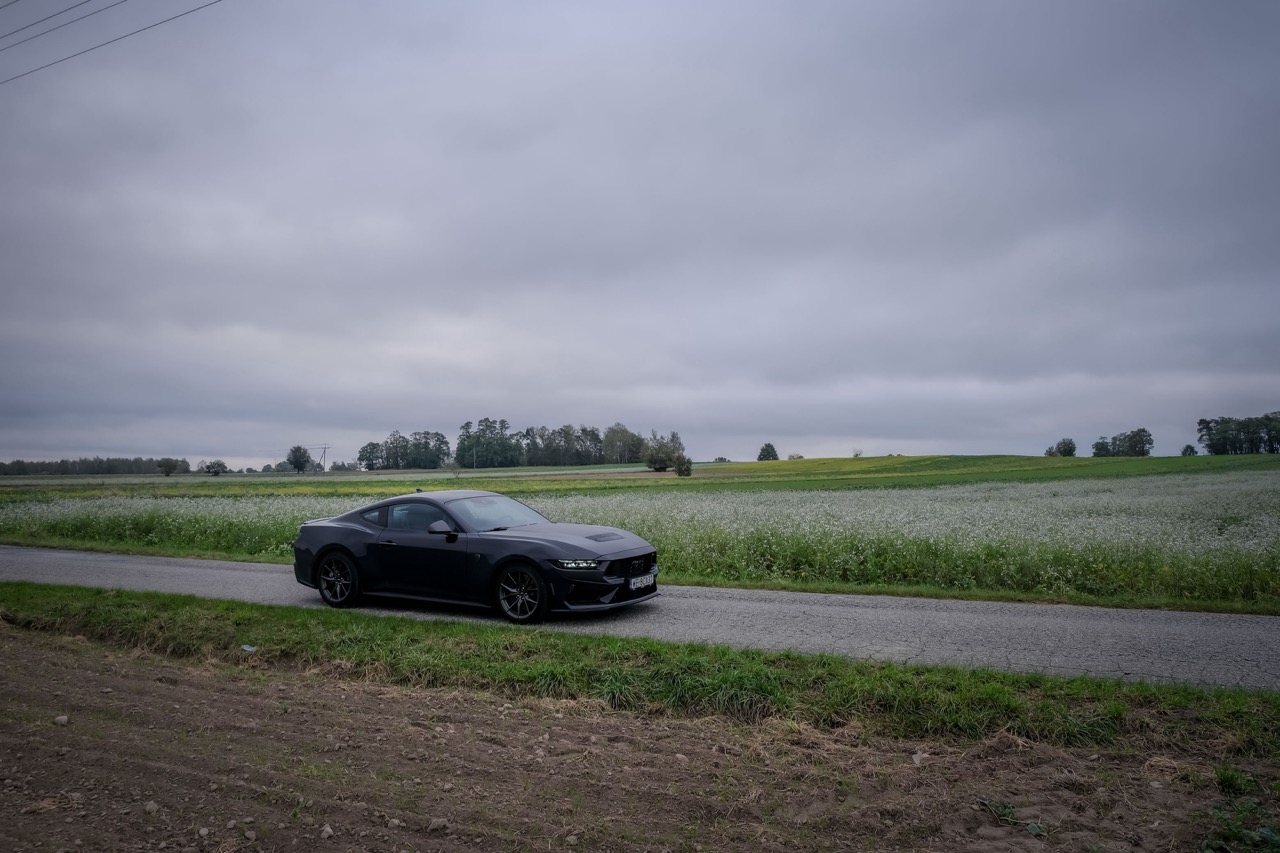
2 1 1277 468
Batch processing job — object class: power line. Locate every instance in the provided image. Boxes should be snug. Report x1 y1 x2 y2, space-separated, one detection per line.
0 1 29 12
0 0 225 87
0 0 131 55
1 0 97 42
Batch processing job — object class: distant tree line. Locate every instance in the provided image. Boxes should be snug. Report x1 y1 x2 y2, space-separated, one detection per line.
349 419 689 474
1044 438 1077 457
1091 428 1154 458
357 429 452 471
0 456 192 476
1041 432 1152 458
1197 411 1280 455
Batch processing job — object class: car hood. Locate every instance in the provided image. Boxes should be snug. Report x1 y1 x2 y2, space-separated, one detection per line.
480 522 653 557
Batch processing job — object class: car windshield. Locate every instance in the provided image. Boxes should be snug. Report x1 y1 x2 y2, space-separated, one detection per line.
445 495 549 532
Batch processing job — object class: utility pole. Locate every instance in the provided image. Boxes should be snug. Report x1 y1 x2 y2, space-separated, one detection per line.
306 444 329 472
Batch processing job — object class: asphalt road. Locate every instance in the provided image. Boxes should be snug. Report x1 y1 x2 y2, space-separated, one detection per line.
2 544 1277 691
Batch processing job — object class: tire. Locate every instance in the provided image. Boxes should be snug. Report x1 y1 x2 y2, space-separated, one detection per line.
493 563 549 624
317 551 360 607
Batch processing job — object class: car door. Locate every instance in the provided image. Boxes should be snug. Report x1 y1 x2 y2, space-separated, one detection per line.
374 503 471 599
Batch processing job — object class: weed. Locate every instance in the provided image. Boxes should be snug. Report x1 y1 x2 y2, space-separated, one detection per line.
1218 766 1258 797
3 583 1279 756
1200 797 1280 851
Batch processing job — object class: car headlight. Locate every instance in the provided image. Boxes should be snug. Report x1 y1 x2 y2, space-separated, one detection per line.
553 559 600 570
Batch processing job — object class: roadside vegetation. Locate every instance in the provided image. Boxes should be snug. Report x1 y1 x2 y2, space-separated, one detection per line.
1 455 1277 613
2 582 1278 758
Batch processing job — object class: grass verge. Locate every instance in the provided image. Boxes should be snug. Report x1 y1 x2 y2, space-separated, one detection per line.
2 581 1277 758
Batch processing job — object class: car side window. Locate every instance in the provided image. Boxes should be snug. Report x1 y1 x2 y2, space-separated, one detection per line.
388 504 448 531
361 508 385 526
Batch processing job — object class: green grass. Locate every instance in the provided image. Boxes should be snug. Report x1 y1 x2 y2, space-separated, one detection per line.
2 582 1277 756
3 453 1277 501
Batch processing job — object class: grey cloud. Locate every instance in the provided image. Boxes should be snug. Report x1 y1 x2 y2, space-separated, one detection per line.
1 1 1276 466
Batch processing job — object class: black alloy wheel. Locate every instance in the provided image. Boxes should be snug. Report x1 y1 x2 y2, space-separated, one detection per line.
317 552 360 607
494 563 549 624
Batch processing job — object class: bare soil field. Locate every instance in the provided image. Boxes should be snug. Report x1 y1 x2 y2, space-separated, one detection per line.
1 624 1272 852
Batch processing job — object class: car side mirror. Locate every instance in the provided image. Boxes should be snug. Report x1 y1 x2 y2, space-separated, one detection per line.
427 520 453 535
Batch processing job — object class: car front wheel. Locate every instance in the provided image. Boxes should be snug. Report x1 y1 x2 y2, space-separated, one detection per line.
494 563 548 624
317 552 360 607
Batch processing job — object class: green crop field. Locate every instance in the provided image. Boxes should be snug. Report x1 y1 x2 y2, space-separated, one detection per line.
2 454 1278 612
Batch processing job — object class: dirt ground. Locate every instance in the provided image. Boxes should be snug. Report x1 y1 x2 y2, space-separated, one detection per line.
1 624 1272 853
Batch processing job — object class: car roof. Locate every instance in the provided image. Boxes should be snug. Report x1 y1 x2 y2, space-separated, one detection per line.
377 489 500 504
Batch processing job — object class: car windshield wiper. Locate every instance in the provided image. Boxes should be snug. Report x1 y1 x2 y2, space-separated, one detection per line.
486 526 509 532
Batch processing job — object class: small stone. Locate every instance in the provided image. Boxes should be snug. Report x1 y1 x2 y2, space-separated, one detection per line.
54 716 69 726
320 824 334 839
145 801 159 815
226 820 237 830
101 688 113 694
198 828 209 838
388 818 402 828
442 783 454 792
428 818 449 832
244 830 256 842
566 835 579 845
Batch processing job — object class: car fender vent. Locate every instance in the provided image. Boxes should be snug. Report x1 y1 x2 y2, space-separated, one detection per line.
586 532 623 542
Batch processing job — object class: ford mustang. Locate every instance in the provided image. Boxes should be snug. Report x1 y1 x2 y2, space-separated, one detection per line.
292 489 659 623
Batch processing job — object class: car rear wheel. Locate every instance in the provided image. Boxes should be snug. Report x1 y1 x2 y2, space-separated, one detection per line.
317 552 360 607
494 563 548 624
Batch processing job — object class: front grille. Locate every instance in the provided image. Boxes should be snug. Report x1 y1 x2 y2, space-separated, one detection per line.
610 552 656 578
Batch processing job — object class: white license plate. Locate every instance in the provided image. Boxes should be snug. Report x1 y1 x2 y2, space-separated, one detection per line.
629 573 655 591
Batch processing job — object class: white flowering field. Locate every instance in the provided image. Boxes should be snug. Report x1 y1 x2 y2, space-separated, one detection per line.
531 473 1280 601
1 472 1277 603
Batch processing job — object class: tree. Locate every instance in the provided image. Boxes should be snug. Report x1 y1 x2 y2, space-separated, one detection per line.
406 431 450 469
456 418 522 470
603 423 646 464
1093 429 1153 457
357 442 384 471
1044 438 1076 458
643 430 685 472
1181 444 1198 456
1115 428 1154 457
673 454 693 477
1197 411 1280 455
286 445 313 473
156 458 179 477
382 430 410 470
757 443 779 461
203 460 229 476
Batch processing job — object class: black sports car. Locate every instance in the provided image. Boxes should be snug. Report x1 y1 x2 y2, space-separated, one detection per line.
292 489 659 623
